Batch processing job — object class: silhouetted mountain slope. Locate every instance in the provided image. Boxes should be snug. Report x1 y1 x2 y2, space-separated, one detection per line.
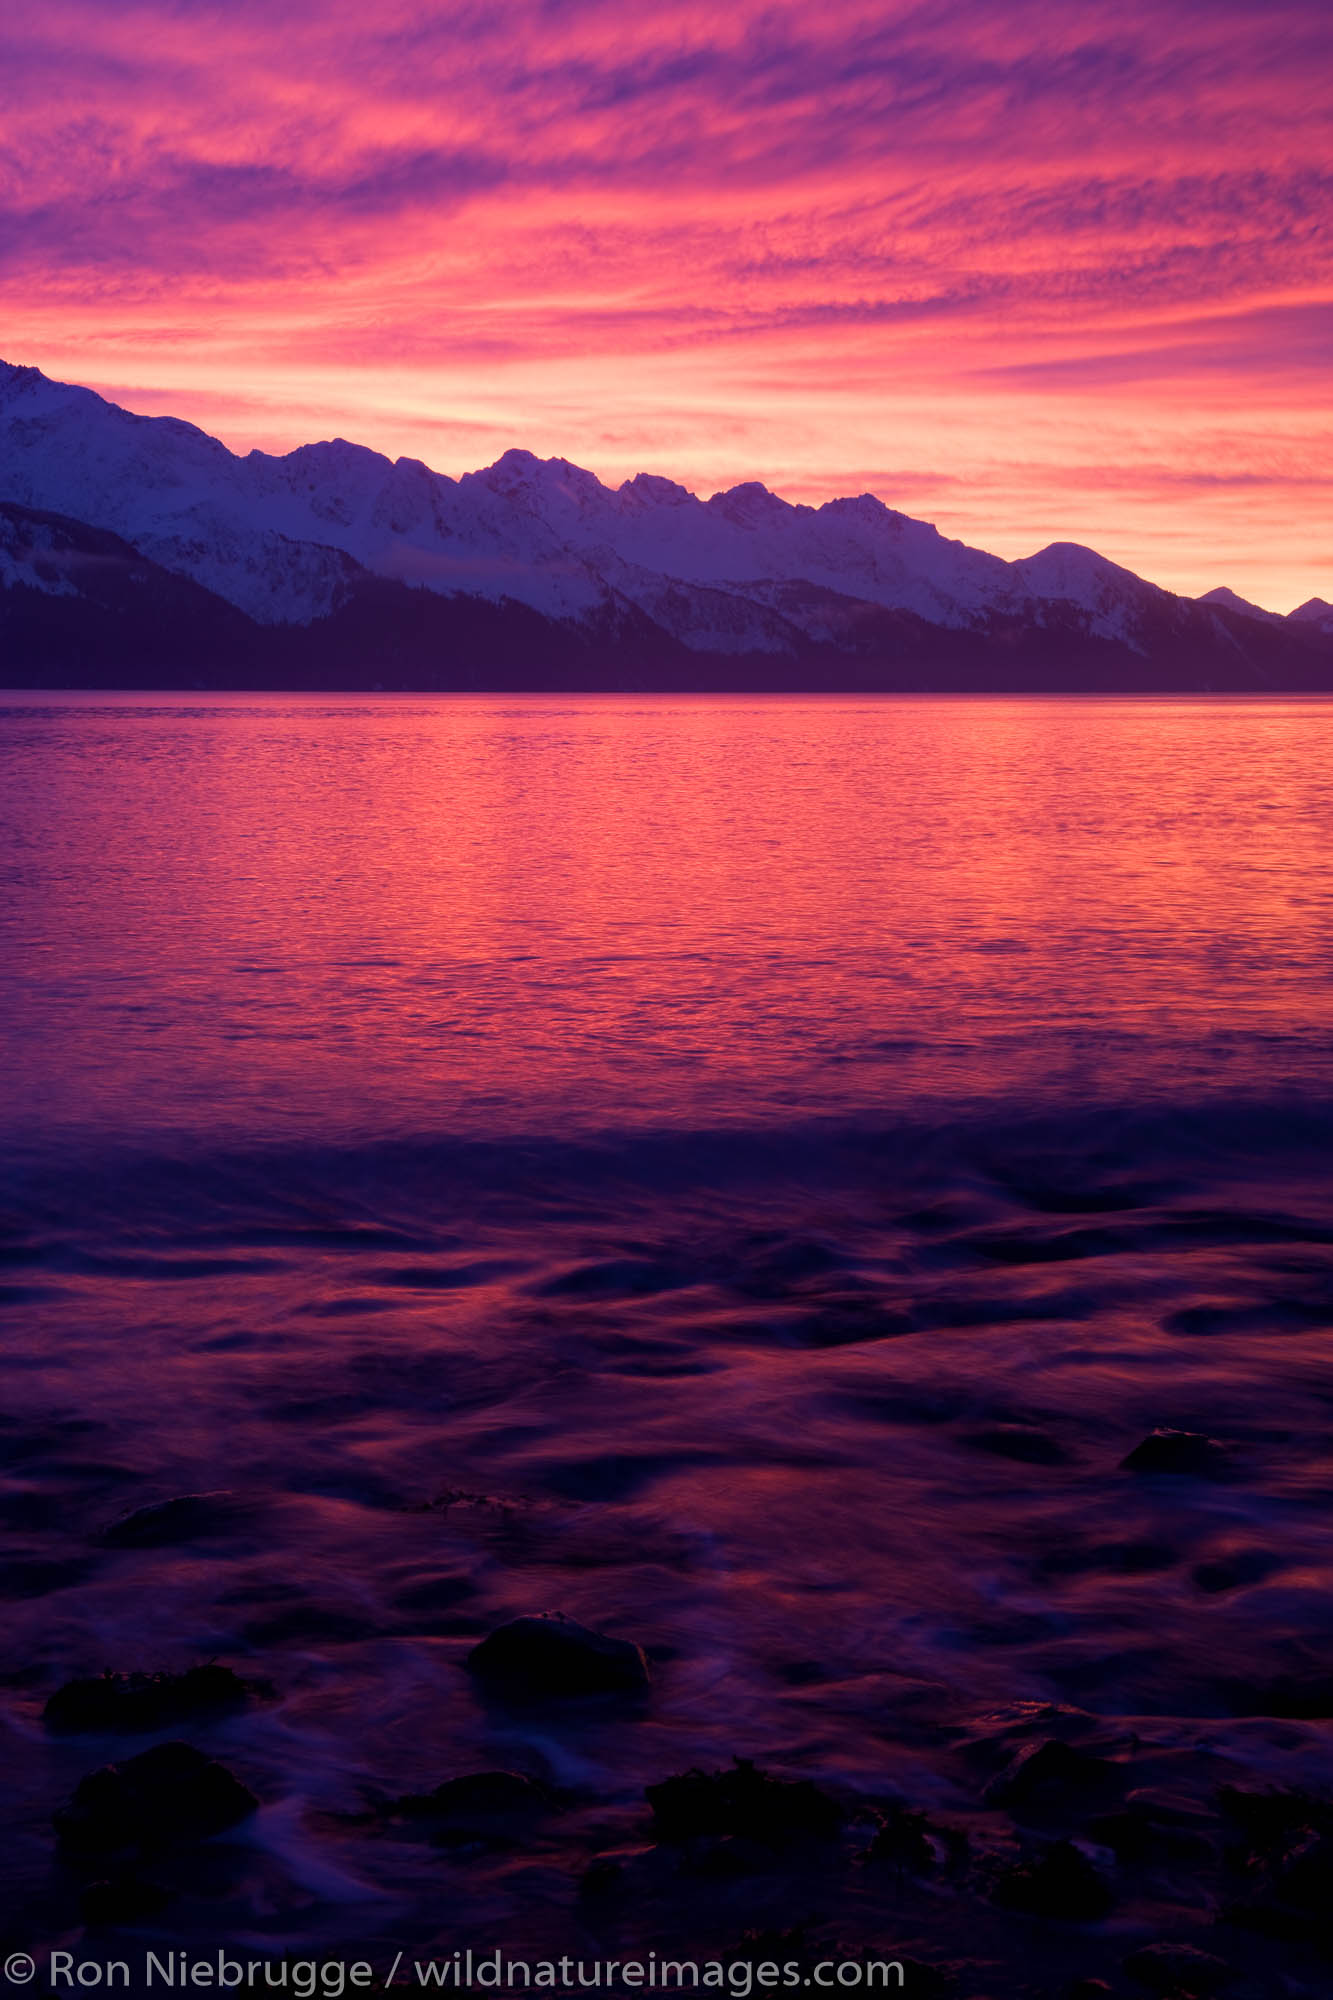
2 360 1330 690
0 502 262 686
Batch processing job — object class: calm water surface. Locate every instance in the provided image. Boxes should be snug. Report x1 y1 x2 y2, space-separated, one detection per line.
6 694 1333 1140
3 694 1333 1986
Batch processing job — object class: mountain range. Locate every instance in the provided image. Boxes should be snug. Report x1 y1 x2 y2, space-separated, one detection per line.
2 359 1330 692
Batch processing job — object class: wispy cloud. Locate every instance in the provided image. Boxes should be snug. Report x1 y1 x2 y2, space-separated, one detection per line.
1 0 1330 604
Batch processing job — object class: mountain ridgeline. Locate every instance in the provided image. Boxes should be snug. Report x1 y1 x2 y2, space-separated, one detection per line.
2 360 1330 691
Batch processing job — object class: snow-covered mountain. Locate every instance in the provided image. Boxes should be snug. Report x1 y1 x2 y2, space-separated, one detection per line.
1290 597 1333 638
2 358 1330 691
1197 585 1285 625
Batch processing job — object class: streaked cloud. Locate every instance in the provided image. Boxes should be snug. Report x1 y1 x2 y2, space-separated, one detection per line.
1 0 1329 606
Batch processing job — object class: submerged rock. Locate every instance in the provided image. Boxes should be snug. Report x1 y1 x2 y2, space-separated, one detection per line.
102 1492 244 1549
1191 1548 1280 1594
45 1665 250 1734
55 1741 258 1857
646 1758 842 1847
467 1613 649 1697
1123 1941 1231 1995
1120 1430 1231 1477
992 1839 1113 1920
962 1424 1069 1466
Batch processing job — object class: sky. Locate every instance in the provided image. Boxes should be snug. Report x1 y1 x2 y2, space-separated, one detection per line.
2 0 1330 610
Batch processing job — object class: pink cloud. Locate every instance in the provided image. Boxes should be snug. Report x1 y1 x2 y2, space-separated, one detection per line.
0 0 1329 607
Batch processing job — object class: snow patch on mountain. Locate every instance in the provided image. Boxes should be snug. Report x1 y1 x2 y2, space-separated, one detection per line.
0 506 83 597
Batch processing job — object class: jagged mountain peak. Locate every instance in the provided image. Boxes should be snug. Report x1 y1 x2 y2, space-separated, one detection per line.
0 358 49 399
473 447 611 510
281 437 392 471
707 480 793 527
818 492 900 528
619 472 695 509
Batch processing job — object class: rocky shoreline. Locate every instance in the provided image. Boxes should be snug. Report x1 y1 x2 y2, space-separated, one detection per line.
14 1569 1333 2000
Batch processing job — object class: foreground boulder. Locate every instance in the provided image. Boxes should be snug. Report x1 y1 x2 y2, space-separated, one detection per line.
45 1665 249 1734
55 1741 258 1858
467 1613 649 1697
646 1758 842 1847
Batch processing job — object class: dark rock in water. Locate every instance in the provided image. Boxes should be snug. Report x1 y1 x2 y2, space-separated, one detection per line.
1192 1548 1280 1594
992 1839 1112 1919
646 1758 842 1847
45 1665 250 1733
865 1802 940 1871
1123 1941 1231 1995
102 1491 243 1549
983 1738 1117 1810
1120 1430 1231 1476
396 1769 553 1845
1067 1983 1113 2000
55 1741 258 1857
80 1877 174 1926
467 1612 649 1697
962 1424 1069 1466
